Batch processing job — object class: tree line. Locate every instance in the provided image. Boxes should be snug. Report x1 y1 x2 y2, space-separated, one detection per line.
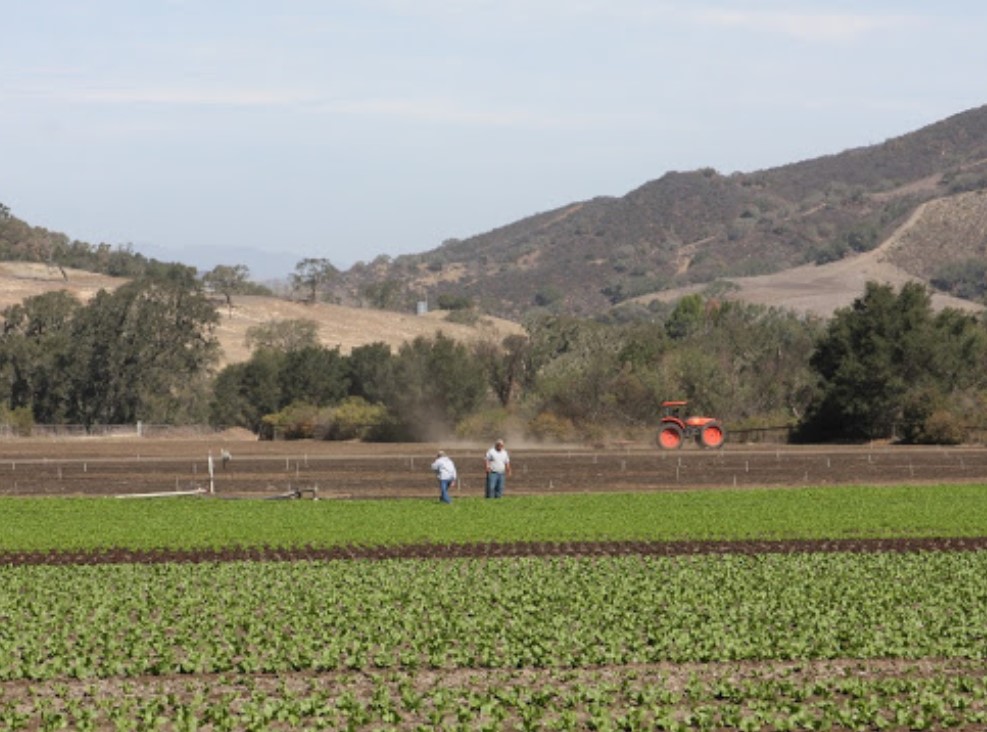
2 270 986 444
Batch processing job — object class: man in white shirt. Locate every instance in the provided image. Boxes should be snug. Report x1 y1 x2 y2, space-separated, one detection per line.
430 450 457 504
484 438 511 499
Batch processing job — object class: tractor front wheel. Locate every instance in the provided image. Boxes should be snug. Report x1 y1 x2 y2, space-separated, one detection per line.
700 422 725 449
657 423 684 450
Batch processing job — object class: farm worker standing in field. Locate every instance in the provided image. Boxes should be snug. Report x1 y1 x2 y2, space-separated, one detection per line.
430 450 457 504
484 439 511 499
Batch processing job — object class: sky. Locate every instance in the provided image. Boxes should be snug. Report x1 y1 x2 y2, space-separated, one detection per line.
2 1 986 281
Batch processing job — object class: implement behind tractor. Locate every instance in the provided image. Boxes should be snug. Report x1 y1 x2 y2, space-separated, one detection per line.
657 400 726 450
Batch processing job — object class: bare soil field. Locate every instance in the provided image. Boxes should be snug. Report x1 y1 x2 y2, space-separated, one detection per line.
0 434 987 499
2 437 986 499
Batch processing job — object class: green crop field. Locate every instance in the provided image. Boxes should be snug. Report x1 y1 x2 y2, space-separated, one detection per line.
3 484 987 730
3 483 987 551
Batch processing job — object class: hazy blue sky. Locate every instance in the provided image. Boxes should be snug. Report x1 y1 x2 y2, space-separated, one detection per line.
2 1 985 279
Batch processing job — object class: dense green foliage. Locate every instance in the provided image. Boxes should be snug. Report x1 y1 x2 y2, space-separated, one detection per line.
4 549 987 728
0 265 219 426
0 211 151 276
210 331 488 440
800 282 987 441
3 486 987 729
209 281 976 444
3 258 987 444
4 553 987 678
3 484 987 552
0 553 985 674
3 659 987 730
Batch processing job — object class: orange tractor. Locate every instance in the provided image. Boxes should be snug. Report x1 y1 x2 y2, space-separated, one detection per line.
657 400 726 450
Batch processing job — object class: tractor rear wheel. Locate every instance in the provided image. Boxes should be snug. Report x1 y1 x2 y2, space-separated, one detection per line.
657 423 684 450
700 422 725 449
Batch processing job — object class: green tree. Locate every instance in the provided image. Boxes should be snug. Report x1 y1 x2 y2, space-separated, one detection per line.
291 257 339 303
473 334 532 407
524 301 820 436
436 293 473 310
800 281 987 441
209 349 285 431
665 293 706 339
386 333 488 439
278 345 350 407
360 279 406 310
534 326 650 427
202 264 251 315
66 265 219 425
0 291 80 422
346 342 394 404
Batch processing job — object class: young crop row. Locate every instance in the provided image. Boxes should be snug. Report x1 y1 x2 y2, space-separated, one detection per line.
3 552 987 729
5 553 987 680
4 482 987 551
3 665 987 731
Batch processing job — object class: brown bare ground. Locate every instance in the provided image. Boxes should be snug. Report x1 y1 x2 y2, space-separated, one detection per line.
2 438 986 499
633 198 985 317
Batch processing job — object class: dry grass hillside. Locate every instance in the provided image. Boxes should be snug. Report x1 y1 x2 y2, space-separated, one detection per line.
0 262 127 308
212 295 522 367
0 262 523 367
634 197 985 317
885 189 987 279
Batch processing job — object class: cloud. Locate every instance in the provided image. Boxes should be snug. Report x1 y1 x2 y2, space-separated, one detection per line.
58 87 320 107
695 9 914 42
14 80 625 131
322 96 578 129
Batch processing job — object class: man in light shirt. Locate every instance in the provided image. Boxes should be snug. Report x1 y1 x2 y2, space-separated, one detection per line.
430 450 457 504
484 438 511 499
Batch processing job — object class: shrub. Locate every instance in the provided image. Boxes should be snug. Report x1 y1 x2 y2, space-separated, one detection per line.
913 410 965 445
321 397 392 441
260 402 323 440
436 294 473 311
6 406 34 437
527 412 577 443
454 408 526 442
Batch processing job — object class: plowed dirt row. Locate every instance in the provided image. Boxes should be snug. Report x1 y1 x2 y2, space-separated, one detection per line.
2 439 987 498
5 536 987 567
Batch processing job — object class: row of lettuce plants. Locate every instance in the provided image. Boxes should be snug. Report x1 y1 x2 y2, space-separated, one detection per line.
3 552 987 728
4 482 987 551
3 665 987 730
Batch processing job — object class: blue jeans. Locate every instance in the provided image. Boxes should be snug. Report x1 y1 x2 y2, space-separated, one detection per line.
438 479 453 504
485 471 505 498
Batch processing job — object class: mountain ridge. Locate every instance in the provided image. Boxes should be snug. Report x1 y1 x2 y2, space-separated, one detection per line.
5 104 987 322
337 103 987 319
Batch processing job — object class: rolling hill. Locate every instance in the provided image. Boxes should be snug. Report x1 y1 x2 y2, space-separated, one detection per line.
0 262 522 368
337 103 987 319
5 103 987 323
633 194 985 317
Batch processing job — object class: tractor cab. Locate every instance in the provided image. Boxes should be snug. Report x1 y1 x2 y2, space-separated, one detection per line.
661 400 688 419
